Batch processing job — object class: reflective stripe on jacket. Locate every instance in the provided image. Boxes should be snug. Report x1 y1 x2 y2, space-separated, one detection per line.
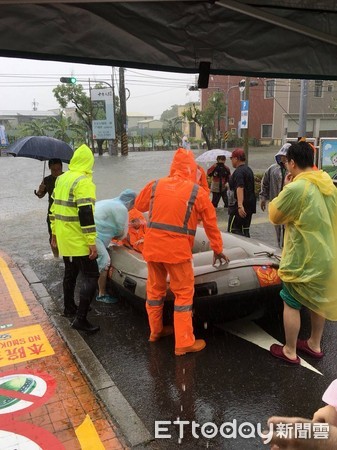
135 176 223 263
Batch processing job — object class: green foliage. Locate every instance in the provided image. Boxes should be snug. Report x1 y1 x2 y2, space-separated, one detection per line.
160 105 179 122
162 117 182 147
46 115 86 144
18 119 50 138
53 84 92 133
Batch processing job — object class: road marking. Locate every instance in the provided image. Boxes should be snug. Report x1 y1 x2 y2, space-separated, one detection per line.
0 257 30 317
217 319 323 375
75 414 105 450
251 216 270 225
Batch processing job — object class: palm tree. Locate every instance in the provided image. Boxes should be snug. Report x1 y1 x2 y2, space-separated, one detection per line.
18 119 50 138
163 117 182 148
46 115 86 145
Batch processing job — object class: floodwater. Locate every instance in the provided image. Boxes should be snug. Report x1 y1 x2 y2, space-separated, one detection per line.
1 148 336 449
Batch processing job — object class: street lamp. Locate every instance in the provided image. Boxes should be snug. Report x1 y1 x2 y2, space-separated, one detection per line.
224 84 239 150
224 80 258 150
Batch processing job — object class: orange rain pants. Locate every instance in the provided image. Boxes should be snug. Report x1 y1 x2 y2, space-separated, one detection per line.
146 260 195 349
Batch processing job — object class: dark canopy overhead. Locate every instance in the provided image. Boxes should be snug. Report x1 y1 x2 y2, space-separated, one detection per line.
1 1 337 80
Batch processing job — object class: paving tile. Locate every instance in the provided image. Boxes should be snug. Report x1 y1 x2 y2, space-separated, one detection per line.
0 251 128 450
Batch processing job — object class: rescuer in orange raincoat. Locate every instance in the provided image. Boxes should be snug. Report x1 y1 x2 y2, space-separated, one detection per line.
122 207 146 253
135 148 229 356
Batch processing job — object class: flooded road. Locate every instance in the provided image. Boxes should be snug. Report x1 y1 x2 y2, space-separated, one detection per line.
1 148 336 449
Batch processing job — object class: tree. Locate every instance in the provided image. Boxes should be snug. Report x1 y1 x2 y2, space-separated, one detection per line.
18 119 50 138
53 82 118 155
182 93 226 149
160 105 179 122
163 117 182 147
46 115 86 145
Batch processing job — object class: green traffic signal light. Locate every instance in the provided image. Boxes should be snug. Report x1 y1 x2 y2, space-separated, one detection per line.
60 76 77 84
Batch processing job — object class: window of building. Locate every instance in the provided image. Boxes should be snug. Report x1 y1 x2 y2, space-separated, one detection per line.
265 80 275 98
189 122 196 138
261 124 272 138
314 80 323 97
229 117 234 126
230 128 237 134
328 84 333 92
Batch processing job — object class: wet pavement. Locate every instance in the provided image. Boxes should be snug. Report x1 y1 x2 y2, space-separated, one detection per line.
0 250 127 449
1 148 337 449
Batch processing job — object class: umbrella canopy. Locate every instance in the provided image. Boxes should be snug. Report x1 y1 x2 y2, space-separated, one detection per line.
0 2 337 80
196 149 232 163
6 136 74 163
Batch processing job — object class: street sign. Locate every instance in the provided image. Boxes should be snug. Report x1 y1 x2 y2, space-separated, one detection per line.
224 131 229 141
91 88 115 140
240 100 249 129
241 100 249 111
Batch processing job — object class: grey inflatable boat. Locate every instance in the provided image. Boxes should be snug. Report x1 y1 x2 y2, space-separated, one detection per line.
108 227 282 321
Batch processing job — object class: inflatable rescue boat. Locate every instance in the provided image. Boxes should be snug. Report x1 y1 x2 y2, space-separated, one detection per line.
108 227 282 321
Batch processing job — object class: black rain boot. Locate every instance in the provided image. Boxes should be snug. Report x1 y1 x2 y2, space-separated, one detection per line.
71 317 100 334
63 305 78 318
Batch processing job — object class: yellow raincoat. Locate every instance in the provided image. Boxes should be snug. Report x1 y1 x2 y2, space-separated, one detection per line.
269 170 337 320
50 144 96 257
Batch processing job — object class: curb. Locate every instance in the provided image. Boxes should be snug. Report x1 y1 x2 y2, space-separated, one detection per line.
20 264 154 449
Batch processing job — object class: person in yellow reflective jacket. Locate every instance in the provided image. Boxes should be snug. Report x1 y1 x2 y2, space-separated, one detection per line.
50 144 100 334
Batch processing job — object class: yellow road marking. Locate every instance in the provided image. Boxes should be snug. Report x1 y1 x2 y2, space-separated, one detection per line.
75 414 105 450
0 257 31 317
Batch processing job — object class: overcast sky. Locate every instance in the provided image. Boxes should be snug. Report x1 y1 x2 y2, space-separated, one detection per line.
0 57 200 119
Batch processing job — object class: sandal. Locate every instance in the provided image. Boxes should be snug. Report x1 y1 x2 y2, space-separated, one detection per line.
270 344 300 365
296 339 324 359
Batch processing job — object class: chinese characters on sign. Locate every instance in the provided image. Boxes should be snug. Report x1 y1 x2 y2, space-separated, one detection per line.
91 88 115 140
0 324 54 367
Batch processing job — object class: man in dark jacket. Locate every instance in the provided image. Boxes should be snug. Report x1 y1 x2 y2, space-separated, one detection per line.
207 155 231 208
227 148 256 238
34 159 63 257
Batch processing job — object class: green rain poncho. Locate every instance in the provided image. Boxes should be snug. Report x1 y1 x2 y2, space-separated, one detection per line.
269 170 337 320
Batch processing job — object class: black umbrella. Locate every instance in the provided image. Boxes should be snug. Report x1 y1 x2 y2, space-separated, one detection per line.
6 136 73 163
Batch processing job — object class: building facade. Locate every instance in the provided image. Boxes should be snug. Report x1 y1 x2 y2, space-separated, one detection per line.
202 76 337 146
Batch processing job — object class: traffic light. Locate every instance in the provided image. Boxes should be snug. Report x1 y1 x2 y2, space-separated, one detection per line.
60 76 77 84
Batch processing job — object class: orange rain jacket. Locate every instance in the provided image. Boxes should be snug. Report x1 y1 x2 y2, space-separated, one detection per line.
122 207 146 253
135 148 223 263
197 164 210 193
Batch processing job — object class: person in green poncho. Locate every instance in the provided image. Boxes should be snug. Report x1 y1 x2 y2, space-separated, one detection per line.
268 141 337 365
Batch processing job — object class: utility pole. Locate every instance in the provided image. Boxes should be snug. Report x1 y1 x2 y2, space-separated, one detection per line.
119 67 128 156
88 79 95 153
243 76 250 164
298 79 308 138
217 89 221 147
110 67 118 155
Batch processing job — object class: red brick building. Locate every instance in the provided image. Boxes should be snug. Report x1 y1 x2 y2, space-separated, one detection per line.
200 75 274 144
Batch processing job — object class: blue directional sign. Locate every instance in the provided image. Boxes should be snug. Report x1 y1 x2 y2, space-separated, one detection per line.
241 100 249 112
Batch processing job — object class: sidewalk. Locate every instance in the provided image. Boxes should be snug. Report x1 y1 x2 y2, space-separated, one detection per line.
0 250 129 450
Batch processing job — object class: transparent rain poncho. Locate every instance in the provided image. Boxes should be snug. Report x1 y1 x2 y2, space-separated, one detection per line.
269 170 337 320
94 189 136 247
